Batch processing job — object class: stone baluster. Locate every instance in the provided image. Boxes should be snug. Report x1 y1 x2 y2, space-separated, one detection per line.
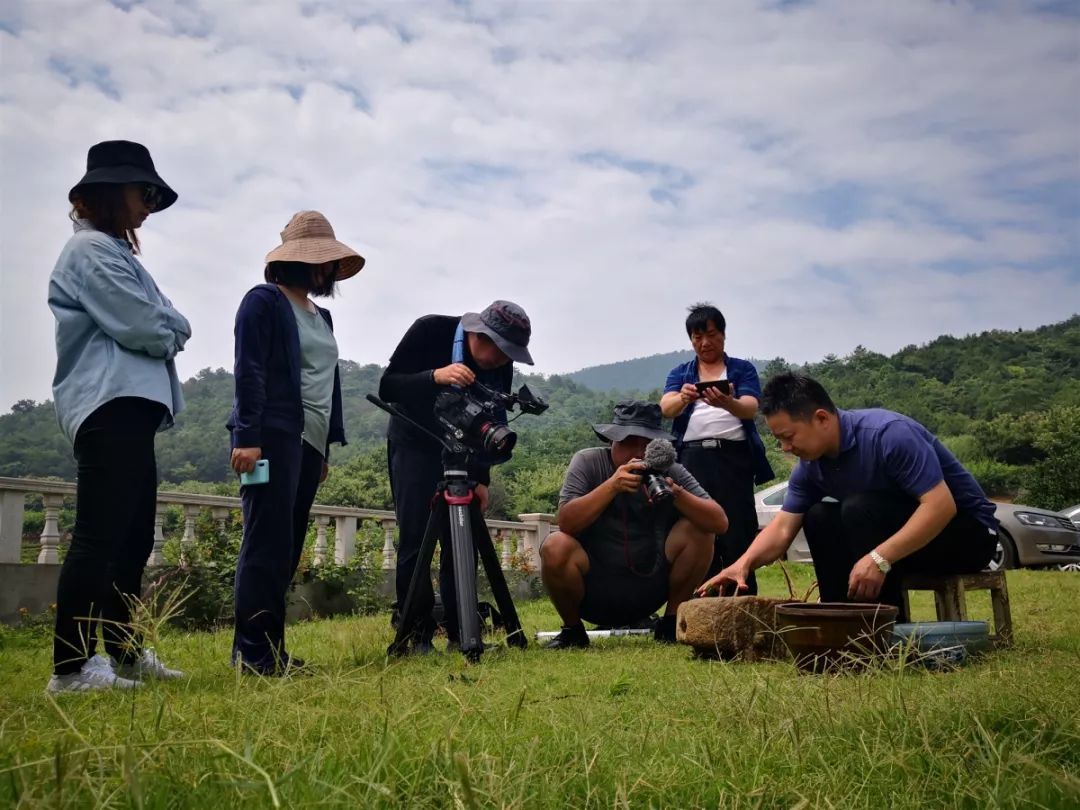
334 516 356 564
0 490 27 563
211 506 230 537
37 494 65 564
380 519 397 570
516 513 553 572
313 515 330 565
180 505 199 563
147 503 167 566
499 529 512 569
516 529 526 561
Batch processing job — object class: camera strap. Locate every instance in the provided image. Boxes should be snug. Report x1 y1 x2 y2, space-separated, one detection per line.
452 321 466 365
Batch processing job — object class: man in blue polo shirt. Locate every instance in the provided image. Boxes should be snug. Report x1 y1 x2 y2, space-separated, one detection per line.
696 373 998 619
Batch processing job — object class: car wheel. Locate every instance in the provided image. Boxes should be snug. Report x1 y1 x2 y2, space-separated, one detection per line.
1058 562 1080 572
987 530 1018 571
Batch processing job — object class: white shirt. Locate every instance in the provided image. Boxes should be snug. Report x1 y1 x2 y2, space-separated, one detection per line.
682 372 746 442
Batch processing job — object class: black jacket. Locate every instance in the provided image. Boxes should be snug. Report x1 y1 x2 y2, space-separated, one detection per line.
226 284 346 456
379 314 513 484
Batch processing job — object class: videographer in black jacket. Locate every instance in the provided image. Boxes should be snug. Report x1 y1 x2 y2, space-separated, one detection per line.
378 300 534 653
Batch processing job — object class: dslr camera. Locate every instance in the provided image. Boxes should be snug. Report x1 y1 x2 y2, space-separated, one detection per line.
638 438 678 505
433 381 548 461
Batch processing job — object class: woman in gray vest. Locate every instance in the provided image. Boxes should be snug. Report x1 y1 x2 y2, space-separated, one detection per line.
227 211 364 675
47 141 190 692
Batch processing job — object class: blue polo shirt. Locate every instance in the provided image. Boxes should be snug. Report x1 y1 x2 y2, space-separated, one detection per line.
782 409 998 532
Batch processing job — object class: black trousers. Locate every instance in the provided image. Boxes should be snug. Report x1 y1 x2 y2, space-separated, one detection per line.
679 441 759 595
233 430 322 669
53 397 166 675
388 441 473 641
803 492 997 621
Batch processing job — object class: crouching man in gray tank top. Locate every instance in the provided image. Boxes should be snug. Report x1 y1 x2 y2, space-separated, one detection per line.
540 402 728 648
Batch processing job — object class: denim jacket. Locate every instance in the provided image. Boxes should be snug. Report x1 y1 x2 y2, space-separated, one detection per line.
664 355 776 485
48 220 190 444
226 284 346 456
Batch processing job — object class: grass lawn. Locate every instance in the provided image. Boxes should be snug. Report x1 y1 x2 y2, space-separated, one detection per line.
1 564 1078 808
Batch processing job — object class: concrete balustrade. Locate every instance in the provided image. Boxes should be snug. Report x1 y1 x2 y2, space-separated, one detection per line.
0 476 554 573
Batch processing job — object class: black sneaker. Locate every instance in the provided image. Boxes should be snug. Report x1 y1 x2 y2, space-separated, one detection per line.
543 623 590 650
653 615 677 644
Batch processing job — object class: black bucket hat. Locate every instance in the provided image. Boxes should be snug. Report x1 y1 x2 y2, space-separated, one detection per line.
68 140 178 211
592 401 674 443
461 300 534 365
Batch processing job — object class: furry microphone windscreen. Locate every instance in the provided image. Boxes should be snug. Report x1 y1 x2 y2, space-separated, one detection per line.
643 438 677 471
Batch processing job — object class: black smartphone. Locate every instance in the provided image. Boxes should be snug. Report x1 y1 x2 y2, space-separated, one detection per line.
695 380 731 395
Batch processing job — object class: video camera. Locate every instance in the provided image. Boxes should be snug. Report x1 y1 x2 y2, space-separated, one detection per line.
433 381 548 461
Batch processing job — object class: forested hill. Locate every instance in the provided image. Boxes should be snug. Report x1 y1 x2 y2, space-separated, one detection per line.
564 350 695 391
786 315 1080 436
1 316 1077 513
0 363 656 484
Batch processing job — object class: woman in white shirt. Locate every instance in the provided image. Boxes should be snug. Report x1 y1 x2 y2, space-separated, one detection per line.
660 303 775 594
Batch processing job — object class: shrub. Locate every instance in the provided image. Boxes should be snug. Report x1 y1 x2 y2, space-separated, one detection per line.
965 460 1024 498
940 434 985 464
1022 406 1080 510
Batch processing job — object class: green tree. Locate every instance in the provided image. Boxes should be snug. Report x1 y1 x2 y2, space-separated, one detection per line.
1023 406 1080 510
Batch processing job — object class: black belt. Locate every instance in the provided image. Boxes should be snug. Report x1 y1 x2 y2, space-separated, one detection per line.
682 438 747 450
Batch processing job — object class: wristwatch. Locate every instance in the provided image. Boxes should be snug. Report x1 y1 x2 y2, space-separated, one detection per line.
869 550 891 574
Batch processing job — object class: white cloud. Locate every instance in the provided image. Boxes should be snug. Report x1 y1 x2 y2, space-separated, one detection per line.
1 0 1077 407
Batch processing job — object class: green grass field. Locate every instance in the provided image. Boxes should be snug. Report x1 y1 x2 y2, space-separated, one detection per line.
1 565 1078 809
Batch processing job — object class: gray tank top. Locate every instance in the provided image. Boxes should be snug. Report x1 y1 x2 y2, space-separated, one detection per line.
289 298 338 457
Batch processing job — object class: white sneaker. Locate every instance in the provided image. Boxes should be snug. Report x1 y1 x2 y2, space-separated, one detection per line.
86 654 114 674
46 659 141 693
115 648 184 681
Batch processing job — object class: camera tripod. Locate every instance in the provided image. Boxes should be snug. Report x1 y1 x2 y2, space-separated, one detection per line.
365 394 528 661
387 451 528 660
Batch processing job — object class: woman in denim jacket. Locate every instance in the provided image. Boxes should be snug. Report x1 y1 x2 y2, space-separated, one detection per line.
47 141 189 692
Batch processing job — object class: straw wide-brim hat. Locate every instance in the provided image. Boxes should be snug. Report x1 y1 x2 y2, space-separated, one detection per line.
264 210 365 281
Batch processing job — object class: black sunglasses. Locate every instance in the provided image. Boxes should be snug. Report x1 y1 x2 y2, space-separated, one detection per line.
141 183 162 210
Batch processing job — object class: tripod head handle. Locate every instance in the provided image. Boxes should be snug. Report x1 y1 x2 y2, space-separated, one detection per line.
365 393 471 457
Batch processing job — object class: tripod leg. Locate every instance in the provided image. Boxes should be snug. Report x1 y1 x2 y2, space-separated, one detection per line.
471 503 528 649
388 506 444 657
447 503 483 660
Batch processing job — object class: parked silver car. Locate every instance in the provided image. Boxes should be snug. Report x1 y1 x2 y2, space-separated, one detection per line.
754 481 814 563
754 482 1080 571
1062 504 1080 529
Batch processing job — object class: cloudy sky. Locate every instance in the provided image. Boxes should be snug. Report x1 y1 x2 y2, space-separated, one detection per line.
1 0 1077 407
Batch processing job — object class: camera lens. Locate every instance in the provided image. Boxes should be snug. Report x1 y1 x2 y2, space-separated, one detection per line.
480 423 517 456
644 474 673 504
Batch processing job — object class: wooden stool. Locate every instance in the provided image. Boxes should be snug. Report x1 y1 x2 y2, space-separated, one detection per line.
900 571 1013 648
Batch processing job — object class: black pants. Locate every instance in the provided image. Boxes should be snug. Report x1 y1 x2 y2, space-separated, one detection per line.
388 441 473 641
53 397 166 675
579 554 670 628
803 492 997 621
233 431 322 669
680 441 759 595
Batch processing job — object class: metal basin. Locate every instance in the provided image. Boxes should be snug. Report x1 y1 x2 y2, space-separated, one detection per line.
775 602 898 673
